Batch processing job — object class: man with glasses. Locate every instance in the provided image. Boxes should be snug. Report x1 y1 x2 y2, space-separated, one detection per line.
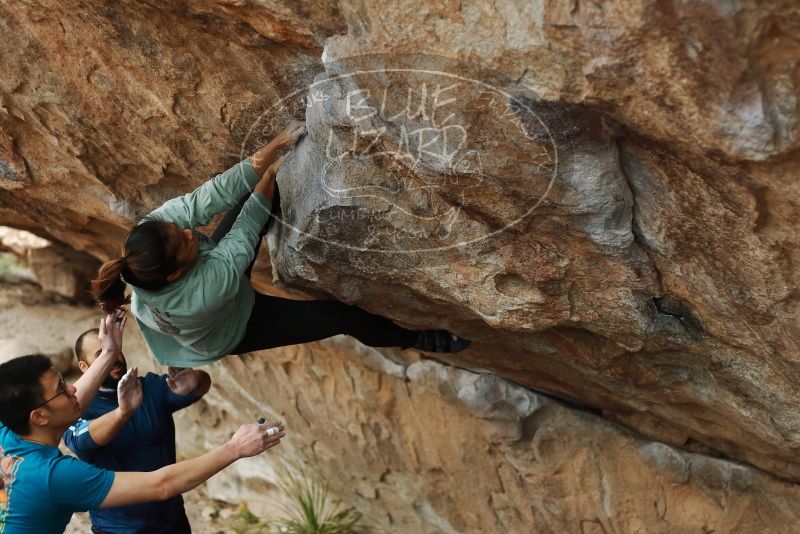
33 372 71 408
0 311 286 534
63 326 211 534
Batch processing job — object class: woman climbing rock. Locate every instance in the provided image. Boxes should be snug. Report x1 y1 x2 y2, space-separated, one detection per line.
90 120 470 368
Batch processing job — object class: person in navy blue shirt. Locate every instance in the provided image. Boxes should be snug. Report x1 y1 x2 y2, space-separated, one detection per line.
64 327 212 534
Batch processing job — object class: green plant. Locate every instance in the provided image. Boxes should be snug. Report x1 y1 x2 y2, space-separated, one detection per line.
241 507 260 525
273 466 362 534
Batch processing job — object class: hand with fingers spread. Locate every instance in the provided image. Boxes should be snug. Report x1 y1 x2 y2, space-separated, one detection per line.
228 420 286 459
73 309 129 413
117 366 143 416
166 367 200 396
249 120 305 178
98 309 127 356
274 120 307 149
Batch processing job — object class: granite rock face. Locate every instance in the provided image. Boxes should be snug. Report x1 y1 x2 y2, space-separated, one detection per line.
3 284 799 533
0 0 327 257
1 0 800 525
268 3 800 480
176 337 800 534
0 227 99 301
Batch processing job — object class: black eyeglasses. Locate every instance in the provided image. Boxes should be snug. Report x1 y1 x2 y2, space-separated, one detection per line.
33 372 68 409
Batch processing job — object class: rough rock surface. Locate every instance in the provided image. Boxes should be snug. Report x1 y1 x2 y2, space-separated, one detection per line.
0 283 91 372
1 226 99 300
176 337 800 534
3 282 800 534
1 0 800 529
270 3 800 481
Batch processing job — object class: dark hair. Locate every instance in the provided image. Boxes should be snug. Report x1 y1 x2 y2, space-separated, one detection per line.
91 220 181 313
0 355 52 435
74 328 100 363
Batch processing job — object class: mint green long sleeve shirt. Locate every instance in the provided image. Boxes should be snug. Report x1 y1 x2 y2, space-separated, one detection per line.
130 158 271 367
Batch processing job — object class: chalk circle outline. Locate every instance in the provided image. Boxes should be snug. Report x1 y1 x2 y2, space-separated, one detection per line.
240 60 558 254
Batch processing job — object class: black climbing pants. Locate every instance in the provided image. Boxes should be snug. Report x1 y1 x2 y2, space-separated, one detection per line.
210 191 419 354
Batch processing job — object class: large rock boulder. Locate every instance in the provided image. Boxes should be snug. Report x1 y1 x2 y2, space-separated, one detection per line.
1 283 797 533
173 335 800 533
268 42 800 479
1 0 800 529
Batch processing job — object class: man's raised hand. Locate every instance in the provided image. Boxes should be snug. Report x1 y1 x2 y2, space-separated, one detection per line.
166 367 200 396
98 309 127 356
118 366 143 416
228 421 286 459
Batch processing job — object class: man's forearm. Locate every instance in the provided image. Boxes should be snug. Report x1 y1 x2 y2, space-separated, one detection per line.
73 350 118 412
102 442 240 508
161 442 238 497
88 408 132 447
249 139 283 177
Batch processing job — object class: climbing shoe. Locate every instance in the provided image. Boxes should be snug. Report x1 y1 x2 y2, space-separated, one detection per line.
413 329 471 353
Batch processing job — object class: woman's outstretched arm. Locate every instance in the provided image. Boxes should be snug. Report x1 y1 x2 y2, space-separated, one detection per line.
143 121 306 229
201 154 292 301
249 120 306 177
143 158 262 229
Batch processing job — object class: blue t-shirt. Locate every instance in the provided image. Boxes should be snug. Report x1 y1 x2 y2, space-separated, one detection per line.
0 423 114 534
63 373 199 534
